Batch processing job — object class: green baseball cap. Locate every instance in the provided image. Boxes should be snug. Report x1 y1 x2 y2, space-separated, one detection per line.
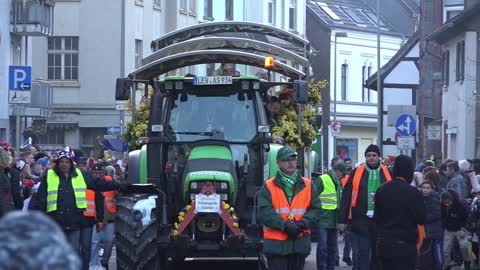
277 146 297 161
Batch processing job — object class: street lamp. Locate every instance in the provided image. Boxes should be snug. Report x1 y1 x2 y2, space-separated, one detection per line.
333 32 348 158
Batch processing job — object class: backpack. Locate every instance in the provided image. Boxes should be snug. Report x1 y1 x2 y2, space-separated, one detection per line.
466 198 480 233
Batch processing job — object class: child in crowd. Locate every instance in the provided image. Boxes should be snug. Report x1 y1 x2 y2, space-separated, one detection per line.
420 181 443 270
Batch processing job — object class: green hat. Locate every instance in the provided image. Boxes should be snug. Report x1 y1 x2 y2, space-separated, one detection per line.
276 146 297 161
334 163 348 175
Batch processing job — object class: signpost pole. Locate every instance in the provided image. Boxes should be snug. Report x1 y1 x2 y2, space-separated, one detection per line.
16 105 21 151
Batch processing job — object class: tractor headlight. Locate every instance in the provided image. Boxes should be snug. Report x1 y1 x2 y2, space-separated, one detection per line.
220 194 228 201
190 194 196 200
190 182 198 189
220 182 228 190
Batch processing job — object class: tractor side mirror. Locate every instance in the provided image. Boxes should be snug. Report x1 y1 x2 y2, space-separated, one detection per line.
293 80 308 104
314 115 322 129
115 78 132 100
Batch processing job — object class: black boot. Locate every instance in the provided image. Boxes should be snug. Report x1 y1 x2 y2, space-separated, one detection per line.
464 261 471 270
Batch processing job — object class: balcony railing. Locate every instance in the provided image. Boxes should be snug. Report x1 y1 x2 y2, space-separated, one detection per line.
10 0 55 36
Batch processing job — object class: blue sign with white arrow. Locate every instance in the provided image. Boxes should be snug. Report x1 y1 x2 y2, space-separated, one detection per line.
9 66 31 90
107 126 122 135
395 114 416 137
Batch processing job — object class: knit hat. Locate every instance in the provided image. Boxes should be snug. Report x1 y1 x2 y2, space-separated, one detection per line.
0 212 81 270
334 163 348 176
364 144 380 157
392 155 414 183
54 151 74 163
276 146 297 161
91 162 105 172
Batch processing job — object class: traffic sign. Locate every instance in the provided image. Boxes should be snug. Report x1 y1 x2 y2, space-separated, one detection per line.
116 101 128 111
397 136 415 150
9 90 31 104
395 114 416 137
9 66 31 90
107 126 122 135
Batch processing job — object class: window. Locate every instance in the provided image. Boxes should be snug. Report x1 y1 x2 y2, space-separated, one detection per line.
135 39 143 69
341 63 348 101
225 0 233 20
80 128 106 147
336 138 358 164
189 0 196 15
341 7 365 24
456 40 465 82
367 65 372 102
267 0 276 25
204 0 212 18
40 128 65 145
289 0 296 30
443 6 464 22
363 11 386 26
47 37 79 80
317 2 341 21
153 0 161 8
442 50 450 86
180 0 187 11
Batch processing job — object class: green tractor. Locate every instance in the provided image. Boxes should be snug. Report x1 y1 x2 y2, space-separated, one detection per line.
115 22 318 269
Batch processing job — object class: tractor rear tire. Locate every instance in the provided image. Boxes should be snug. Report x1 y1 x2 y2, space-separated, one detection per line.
116 193 161 270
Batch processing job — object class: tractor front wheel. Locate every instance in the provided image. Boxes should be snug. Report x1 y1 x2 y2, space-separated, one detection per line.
116 193 162 270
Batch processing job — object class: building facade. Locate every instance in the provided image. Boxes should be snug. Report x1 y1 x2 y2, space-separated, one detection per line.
1 0 54 147
307 0 418 165
30 0 199 155
430 1 480 160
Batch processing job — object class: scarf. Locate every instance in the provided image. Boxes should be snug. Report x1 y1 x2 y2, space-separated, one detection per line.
277 170 299 202
364 163 381 218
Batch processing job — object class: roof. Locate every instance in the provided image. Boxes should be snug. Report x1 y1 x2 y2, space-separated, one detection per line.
428 3 480 44
366 31 419 89
307 0 417 37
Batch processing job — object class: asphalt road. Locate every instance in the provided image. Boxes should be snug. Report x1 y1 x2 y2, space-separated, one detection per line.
105 241 352 270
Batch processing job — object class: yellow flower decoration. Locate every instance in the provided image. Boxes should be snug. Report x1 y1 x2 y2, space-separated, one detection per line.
233 223 239 228
173 230 179 237
179 212 185 217
186 205 191 211
223 204 230 210
178 216 184 222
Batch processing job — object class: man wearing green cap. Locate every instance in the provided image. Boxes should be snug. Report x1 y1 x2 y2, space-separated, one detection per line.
258 146 322 270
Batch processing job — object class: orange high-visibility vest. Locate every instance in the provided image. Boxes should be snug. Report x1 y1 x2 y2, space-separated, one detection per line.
103 176 117 215
263 177 312 241
341 176 349 188
348 164 392 220
84 189 96 218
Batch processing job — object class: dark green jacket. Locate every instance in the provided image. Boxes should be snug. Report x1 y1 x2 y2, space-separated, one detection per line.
313 170 342 229
257 173 322 255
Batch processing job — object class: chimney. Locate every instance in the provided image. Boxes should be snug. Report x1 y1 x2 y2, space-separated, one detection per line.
465 0 480 9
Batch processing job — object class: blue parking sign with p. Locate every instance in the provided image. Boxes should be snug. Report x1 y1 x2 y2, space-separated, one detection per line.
9 66 31 90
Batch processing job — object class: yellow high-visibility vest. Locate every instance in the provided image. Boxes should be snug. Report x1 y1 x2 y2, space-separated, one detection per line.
46 169 87 212
319 175 337 210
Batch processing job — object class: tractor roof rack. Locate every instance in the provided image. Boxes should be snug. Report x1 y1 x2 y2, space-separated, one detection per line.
128 21 310 80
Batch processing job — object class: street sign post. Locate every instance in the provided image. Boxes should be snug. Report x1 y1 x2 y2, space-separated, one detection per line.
9 66 32 104
395 114 416 137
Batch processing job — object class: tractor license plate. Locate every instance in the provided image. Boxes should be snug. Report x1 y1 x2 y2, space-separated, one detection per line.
195 194 221 213
193 76 233 85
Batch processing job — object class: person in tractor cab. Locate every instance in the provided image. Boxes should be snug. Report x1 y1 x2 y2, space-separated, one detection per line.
338 144 392 270
266 96 281 130
258 146 322 270
90 163 117 270
29 151 129 270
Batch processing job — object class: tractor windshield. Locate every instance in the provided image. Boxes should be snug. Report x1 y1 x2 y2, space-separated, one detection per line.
168 93 257 143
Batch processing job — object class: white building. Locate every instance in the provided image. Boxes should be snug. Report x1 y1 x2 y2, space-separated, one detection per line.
430 1 480 160
30 0 199 155
1 0 54 146
307 0 418 165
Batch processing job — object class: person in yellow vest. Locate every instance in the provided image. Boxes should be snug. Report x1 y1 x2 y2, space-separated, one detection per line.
314 165 342 270
90 163 117 270
29 151 128 270
338 144 392 270
258 146 322 270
